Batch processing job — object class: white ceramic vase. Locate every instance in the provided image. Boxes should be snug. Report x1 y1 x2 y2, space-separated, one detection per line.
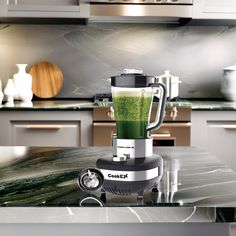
0 80 4 104
13 64 33 102
4 79 15 102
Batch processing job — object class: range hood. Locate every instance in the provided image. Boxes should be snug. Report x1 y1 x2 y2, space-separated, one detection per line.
90 0 193 23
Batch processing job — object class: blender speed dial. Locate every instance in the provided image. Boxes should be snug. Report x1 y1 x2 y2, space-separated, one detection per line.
78 168 104 192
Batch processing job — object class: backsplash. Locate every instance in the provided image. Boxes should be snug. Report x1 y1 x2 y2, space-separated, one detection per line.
0 23 236 99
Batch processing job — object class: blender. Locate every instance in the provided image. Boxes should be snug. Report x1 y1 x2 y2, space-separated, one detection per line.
78 69 167 198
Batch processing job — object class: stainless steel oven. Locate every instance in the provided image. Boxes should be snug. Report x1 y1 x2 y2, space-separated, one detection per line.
93 105 191 146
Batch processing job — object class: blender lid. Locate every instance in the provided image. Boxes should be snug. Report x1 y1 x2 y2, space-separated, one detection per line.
111 70 156 88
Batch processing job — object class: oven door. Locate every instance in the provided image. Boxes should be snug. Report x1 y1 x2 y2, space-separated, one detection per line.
152 122 191 146
93 122 191 146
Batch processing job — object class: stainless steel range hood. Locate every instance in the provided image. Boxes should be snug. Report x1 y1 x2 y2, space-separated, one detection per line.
90 0 193 23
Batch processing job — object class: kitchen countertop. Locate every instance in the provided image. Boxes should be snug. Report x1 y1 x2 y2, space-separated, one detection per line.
0 100 192 110
191 101 236 111
1 99 236 111
0 146 235 223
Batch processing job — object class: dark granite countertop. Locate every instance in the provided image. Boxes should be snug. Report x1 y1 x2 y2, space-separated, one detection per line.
191 101 236 111
1 99 236 111
1 146 236 207
0 100 192 110
0 100 95 111
0 146 235 223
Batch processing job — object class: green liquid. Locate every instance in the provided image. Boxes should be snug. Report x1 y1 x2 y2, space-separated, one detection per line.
113 95 152 139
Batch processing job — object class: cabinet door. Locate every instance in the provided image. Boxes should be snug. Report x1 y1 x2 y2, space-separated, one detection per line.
11 121 80 147
207 121 236 171
0 110 92 147
6 0 89 18
0 0 8 16
193 0 236 19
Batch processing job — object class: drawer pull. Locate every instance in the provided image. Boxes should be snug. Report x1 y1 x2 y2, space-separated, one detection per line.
93 123 116 127
26 125 62 129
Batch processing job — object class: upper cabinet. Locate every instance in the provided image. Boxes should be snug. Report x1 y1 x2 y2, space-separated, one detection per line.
193 0 236 19
0 0 89 18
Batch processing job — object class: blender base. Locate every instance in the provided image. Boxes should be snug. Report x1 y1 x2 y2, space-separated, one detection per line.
96 154 163 196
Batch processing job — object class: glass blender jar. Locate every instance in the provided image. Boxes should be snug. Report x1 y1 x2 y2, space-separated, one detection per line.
111 69 167 146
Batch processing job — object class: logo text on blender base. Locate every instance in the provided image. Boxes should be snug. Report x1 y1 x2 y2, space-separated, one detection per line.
108 173 128 179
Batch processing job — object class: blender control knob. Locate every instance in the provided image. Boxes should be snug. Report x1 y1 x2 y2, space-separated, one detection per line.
78 168 104 192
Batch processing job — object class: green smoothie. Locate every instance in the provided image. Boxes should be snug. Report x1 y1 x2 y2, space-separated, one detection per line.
113 95 152 139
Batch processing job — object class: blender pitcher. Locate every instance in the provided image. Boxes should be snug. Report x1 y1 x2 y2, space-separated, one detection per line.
111 69 167 140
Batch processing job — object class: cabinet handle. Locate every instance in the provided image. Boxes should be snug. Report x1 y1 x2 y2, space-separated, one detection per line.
26 125 62 129
93 123 116 127
223 125 236 130
208 124 236 130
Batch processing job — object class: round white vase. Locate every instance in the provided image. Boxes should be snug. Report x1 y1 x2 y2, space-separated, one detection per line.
13 64 33 102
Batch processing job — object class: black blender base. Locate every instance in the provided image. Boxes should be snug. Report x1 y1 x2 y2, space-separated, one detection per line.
96 155 163 196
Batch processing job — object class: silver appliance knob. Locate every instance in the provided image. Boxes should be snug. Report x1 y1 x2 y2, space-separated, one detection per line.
78 168 104 192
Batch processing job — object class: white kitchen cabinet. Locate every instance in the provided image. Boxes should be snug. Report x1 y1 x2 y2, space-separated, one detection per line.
1 0 89 18
191 110 236 171
193 0 236 19
0 0 7 16
0 110 93 147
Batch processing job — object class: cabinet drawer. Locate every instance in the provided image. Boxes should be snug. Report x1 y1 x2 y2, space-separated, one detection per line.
193 0 236 19
11 121 80 146
5 0 89 18
7 0 80 12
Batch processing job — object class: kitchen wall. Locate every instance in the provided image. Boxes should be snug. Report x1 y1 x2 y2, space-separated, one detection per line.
0 23 236 99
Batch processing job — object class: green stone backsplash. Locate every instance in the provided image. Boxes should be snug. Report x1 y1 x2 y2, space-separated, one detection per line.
0 23 235 98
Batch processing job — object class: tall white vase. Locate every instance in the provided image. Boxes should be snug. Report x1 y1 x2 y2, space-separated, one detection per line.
0 80 4 104
13 64 33 102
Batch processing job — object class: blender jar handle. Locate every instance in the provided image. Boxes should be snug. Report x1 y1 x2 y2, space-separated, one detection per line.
147 83 167 132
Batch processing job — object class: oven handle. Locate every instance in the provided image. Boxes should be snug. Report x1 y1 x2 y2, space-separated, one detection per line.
152 133 171 138
93 122 191 127
161 122 192 128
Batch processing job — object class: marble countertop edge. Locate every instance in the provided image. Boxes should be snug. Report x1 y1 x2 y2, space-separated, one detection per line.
0 207 216 223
